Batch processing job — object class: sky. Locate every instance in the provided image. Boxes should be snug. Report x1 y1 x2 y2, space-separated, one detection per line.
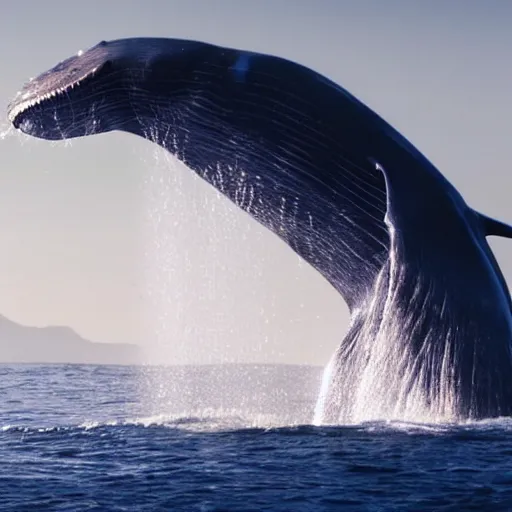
0 0 511 365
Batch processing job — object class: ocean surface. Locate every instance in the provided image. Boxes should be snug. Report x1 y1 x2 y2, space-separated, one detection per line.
1 363 512 511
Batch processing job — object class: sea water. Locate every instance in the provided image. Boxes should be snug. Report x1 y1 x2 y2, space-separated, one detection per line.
1 363 512 511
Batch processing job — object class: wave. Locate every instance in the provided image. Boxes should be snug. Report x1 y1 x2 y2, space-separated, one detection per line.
3 410 512 437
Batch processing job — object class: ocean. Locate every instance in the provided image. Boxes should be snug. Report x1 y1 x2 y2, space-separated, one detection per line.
1 363 512 511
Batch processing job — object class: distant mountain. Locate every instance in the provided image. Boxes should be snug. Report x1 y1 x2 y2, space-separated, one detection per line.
0 314 140 365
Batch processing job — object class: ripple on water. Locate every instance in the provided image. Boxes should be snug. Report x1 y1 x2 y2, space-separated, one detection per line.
1 364 512 511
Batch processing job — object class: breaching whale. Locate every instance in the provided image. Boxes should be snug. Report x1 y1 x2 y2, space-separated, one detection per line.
7 38 512 422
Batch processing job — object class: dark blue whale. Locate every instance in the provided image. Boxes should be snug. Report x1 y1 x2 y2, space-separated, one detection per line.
8 38 512 422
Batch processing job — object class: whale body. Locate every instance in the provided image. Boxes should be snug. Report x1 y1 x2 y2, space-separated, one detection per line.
8 38 512 422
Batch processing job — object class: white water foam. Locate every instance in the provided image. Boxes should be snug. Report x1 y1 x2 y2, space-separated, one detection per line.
136 126 334 424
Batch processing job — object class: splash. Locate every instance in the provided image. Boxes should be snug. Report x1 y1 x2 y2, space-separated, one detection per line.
137 140 458 428
81 409 292 432
138 142 315 419
313 256 486 425
140 144 275 368
0 121 15 140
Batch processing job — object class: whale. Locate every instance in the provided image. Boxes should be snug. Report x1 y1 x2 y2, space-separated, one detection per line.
7 38 512 422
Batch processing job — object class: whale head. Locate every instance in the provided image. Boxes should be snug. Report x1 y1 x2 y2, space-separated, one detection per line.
7 38 214 141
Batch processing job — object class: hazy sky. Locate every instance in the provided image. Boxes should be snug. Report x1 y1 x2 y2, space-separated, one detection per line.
0 0 511 365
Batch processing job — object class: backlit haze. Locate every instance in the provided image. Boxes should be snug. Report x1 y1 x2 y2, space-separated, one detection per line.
0 0 511 365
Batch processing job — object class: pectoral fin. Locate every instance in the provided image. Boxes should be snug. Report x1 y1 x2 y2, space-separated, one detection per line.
478 212 512 239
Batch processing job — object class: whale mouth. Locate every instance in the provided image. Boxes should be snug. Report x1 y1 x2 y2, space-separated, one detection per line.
7 44 117 140
8 64 105 127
